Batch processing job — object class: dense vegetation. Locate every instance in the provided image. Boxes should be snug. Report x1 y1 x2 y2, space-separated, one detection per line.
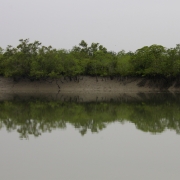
0 39 180 80
0 93 180 138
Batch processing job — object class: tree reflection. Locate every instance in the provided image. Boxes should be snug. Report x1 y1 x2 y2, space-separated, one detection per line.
0 94 180 138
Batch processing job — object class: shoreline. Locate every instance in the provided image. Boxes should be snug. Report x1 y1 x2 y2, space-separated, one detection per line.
0 91 179 102
0 76 180 93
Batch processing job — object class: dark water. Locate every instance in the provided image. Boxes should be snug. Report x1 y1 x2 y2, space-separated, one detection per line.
0 93 180 180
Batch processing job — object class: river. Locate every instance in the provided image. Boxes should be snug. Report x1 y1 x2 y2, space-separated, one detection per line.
0 93 180 180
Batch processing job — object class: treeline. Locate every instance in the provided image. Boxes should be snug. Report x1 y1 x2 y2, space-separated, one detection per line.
0 39 180 80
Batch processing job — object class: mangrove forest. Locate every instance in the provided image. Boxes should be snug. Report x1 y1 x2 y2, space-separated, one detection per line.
0 39 180 80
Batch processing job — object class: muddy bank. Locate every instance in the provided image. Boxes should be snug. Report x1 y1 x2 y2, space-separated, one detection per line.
1 76 180 102
0 76 180 94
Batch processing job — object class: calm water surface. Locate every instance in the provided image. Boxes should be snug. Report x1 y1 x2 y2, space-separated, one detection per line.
0 93 180 180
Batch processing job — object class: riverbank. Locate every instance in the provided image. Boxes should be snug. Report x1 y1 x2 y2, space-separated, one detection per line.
0 76 180 93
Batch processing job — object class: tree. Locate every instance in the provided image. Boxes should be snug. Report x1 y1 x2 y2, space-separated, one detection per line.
131 45 167 77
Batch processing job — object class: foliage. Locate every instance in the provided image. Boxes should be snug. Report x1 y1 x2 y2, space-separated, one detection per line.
1 39 180 79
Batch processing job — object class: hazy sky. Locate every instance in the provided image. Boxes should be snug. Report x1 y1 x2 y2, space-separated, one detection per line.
1 0 180 52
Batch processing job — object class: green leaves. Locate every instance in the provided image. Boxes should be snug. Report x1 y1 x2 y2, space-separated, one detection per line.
131 45 168 77
1 39 180 79
116 55 132 76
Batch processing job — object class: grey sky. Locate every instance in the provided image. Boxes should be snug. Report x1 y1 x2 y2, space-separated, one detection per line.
1 0 180 52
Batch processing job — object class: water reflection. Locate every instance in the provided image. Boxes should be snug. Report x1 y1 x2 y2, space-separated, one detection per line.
0 93 180 138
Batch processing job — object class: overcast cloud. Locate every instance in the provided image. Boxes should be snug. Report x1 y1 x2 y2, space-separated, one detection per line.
0 0 180 52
